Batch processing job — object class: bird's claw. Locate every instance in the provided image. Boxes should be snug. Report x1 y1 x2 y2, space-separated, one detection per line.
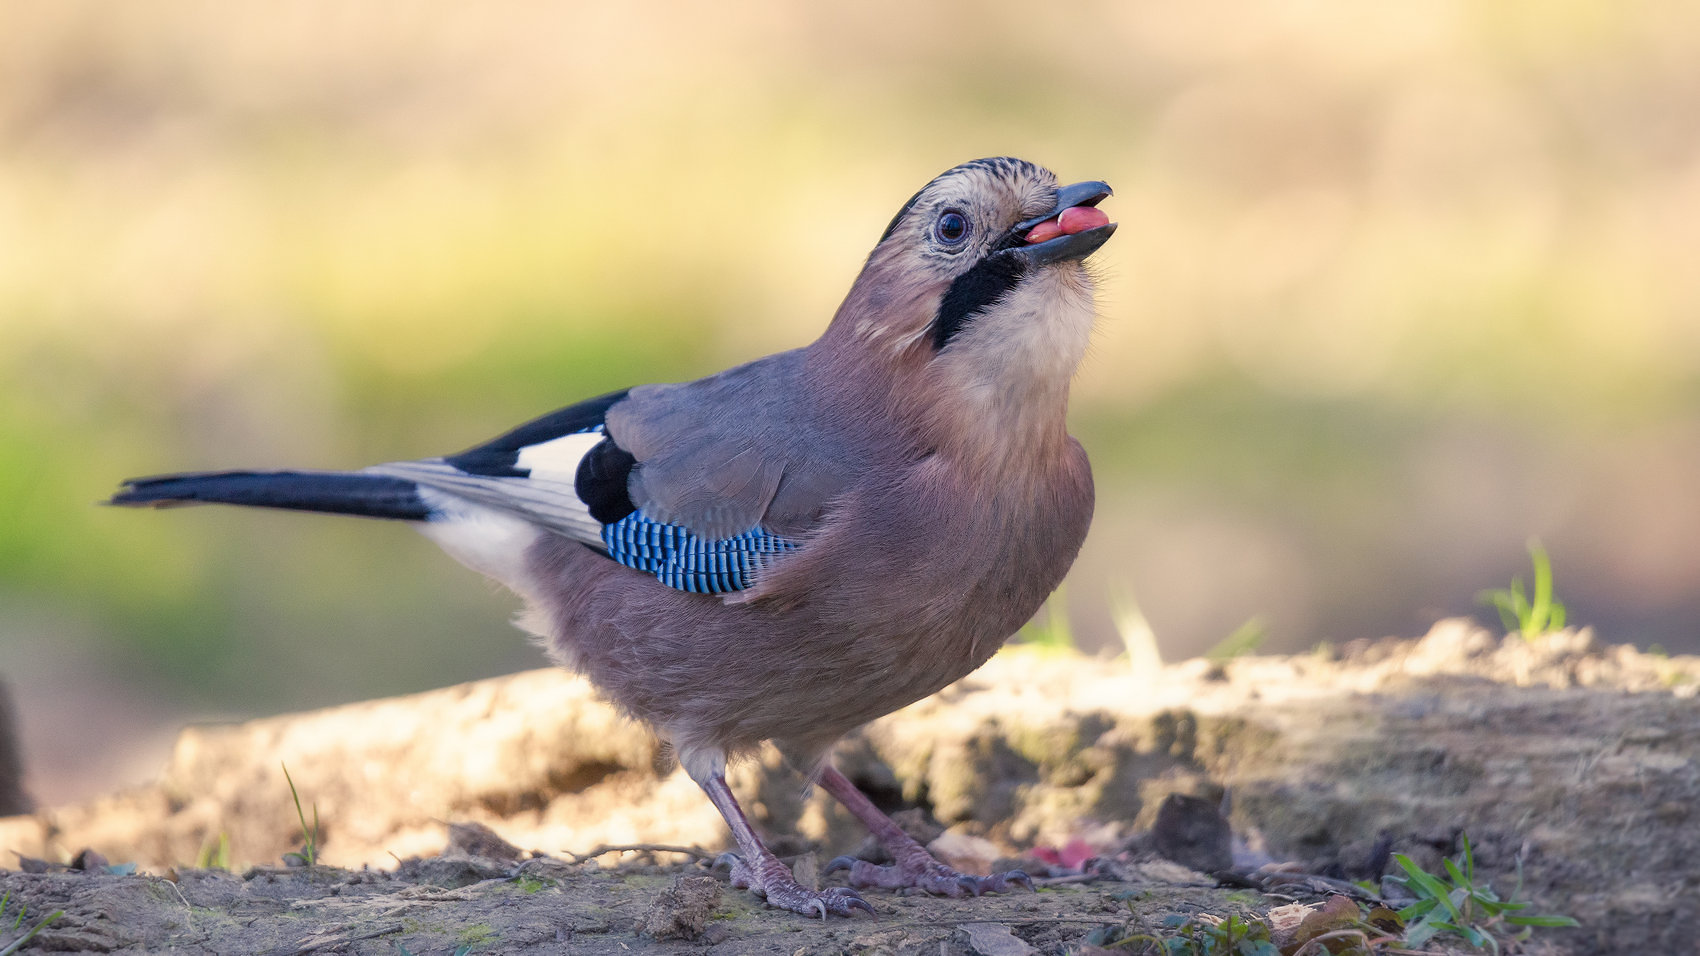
713 852 756 890
718 853 875 918
822 855 857 877
770 884 875 919
842 891 878 917
948 868 1035 897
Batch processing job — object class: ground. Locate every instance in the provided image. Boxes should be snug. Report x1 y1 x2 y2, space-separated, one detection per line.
2 620 1696 954
0 859 1294 955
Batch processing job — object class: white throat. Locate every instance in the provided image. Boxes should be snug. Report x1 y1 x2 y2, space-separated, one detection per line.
925 266 1098 466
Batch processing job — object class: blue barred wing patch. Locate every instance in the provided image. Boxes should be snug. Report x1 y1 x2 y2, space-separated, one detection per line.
601 512 797 594
493 420 798 593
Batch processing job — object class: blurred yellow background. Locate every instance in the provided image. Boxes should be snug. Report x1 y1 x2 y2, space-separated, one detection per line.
4 1 1699 804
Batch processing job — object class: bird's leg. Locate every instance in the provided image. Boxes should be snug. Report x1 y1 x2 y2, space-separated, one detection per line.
818 765 1033 897
697 770 874 918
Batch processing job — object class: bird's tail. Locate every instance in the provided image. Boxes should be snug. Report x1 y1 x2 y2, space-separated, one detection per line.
108 470 433 521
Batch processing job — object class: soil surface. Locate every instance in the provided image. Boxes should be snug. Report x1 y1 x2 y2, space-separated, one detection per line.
0 858 1277 955
2 620 1696 955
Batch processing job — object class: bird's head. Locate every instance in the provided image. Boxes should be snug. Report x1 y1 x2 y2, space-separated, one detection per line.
821 158 1115 457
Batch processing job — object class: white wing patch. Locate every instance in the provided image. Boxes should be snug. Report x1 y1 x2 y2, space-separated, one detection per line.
366 429 606 545
515 431 604 478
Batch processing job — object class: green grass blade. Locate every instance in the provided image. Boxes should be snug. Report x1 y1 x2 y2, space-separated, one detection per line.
1443 855 1468 887
1527 540 1554 636
1206 616 1268 661
1403 916 1443 948
1017 585 1075 651
281 762 318 866
0 910 63 956
1394 853 1461 919
1507 914 1581 928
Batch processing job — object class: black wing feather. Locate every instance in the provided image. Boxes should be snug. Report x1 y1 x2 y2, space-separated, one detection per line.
443 388 631 477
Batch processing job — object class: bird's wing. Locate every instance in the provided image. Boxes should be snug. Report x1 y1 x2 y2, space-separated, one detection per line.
607 348 860 540
374 351 859 595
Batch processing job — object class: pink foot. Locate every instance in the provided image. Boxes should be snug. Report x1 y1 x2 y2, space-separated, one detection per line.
718 853 875 918
815 765 1034 898
695 767 874 919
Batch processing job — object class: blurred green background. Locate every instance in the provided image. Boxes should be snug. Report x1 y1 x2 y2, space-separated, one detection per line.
4 1 1699 805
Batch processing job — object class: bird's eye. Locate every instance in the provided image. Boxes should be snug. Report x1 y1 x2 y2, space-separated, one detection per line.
935 210 970 245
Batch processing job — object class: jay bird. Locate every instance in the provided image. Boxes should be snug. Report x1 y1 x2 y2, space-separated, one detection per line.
110 156 1114 917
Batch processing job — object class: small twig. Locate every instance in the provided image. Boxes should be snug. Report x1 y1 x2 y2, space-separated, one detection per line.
510 858 549 875
269 922 404 956
156 878 194 932
1254 871 1383 902
1006 917 1124 926
564 843 714 863
867 916 1114 933
1031 872 1107 887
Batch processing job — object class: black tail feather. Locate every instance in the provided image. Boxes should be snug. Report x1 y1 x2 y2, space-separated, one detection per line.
109 470 432 521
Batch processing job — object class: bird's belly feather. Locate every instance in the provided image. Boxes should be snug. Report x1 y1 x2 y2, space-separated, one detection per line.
521 442 1093 759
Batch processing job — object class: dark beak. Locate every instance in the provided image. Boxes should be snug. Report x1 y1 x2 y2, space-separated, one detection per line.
1014 181 1113 232
1008 180 1116 266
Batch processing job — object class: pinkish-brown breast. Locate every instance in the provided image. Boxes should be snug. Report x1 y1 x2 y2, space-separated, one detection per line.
522 434 1093 766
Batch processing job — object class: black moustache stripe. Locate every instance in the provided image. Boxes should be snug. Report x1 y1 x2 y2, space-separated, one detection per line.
932 252 1027 350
